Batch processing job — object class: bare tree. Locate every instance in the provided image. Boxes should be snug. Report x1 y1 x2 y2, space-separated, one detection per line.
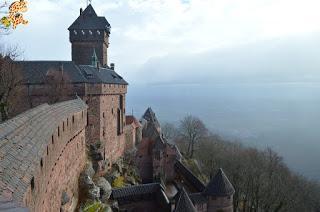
0 49 23 121
43 66 73 104
161 122 178 143
178 115 208 158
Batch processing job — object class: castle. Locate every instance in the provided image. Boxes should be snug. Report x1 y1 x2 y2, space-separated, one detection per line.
0 4 235 212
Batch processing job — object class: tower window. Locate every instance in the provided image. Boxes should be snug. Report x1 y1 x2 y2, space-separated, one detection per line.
40 158 43 168
63 122 65 131
103 112 105 118
52 135 54 144
47 146 49 155
72 115 75 123
58 127 60 137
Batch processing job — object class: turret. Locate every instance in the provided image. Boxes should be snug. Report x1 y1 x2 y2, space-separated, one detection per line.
203 168 235 212
174 188 197 212
68 4 110 66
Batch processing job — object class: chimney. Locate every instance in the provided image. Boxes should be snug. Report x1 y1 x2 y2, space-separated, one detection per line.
110 63 115 70
80 8 83 15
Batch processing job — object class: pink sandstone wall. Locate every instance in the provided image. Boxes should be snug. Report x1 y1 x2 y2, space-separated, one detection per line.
22 109 87 212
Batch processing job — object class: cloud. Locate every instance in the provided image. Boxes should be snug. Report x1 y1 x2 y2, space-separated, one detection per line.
132 34 320 84
2 0 320 83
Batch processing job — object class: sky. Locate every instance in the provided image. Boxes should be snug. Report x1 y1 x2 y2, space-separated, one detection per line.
2 0 320 84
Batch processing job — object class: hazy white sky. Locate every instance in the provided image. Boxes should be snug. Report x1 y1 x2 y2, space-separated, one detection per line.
3 0 320 83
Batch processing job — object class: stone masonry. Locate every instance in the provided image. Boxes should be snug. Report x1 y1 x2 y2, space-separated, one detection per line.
0 98 88 211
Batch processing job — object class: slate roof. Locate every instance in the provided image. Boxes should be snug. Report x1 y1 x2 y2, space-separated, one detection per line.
174 160 205 192
203 168 235 197
174 188 196 212
154 136 166 151
68 4 111 31
111 183 163 199
16 61 127 85
0 98 88 202
142 107 160 130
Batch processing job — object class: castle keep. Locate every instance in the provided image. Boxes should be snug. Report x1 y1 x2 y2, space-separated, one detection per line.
13 4 132 167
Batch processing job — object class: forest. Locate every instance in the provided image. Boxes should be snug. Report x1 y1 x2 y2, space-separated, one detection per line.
162 116 320 212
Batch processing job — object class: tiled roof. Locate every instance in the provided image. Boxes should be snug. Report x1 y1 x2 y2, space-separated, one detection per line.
174 188 196 212
0 98 87 202
68 4 111 31
16 61 128 85
78 65 128 85
125 115 141 127
174 160 205 192
203 168 235 197
111 183 163 199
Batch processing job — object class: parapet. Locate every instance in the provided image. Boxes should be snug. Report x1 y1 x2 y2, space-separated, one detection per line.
0 98 88 203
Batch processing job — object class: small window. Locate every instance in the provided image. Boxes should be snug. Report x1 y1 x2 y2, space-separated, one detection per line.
63 122 65 131
31 177 35 190
47 146 49 155
67 118 69 126
87 112 89 125
40 158 43 168
103 130 105 137
58 127 60 137
112 108 114 114
72 116 75 123
52 135 54 144
103 112 105 118
82 111 84 118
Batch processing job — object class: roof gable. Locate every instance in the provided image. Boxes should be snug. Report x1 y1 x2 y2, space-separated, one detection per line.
174 188 196 212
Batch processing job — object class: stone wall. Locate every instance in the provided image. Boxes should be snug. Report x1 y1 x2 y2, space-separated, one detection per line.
0 99 88 212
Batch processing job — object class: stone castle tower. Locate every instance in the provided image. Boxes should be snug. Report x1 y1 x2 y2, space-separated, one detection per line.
68 4 110 66
203 168 235 212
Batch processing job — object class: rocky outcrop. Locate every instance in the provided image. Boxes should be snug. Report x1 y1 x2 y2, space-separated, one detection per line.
95 177 112 202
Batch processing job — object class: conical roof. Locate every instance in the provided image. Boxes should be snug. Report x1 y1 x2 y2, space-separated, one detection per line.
174 188 196 212
142 107 160 129
203 168 235 196
68 4 111 31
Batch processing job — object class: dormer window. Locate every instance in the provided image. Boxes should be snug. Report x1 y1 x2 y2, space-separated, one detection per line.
89 30 92 35
81 30 85 35
97 30 100 35
73 30 77 35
